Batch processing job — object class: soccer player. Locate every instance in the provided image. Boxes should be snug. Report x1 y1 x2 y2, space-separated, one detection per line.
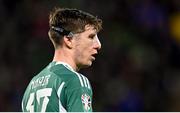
21 7 102 112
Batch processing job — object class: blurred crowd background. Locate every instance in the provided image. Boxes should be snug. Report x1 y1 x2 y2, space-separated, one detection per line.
0 0 180 111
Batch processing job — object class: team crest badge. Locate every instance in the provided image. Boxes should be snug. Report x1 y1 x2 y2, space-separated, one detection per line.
81 93 91 111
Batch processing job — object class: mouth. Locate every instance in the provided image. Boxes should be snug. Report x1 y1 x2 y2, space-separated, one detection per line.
91 56 95 61
91 53 97 61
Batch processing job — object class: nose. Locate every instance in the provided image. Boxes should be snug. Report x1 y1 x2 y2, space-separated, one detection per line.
94 35 101 50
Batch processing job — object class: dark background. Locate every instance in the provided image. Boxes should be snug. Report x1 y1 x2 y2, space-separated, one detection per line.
1 0 180 111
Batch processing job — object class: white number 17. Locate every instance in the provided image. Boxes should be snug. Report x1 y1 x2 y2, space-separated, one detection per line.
26 88 52 112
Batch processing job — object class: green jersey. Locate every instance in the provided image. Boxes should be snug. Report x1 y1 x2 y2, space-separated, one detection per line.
22 61 93 112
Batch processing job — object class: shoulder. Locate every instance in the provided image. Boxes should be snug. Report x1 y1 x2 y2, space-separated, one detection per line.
65 73 92 91
48 63 77 81
49 63 72 75
48 63 91 90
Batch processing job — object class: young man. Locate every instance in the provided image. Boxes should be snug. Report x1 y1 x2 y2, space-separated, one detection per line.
21 7 102 112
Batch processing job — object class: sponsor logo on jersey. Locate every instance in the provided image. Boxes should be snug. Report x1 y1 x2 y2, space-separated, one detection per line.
81 93 91 111
31 75 51 89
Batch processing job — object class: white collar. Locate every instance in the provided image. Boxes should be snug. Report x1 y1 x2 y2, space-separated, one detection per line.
55 61 75 72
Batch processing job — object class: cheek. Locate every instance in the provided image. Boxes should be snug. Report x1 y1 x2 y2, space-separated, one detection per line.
75 45 91 60
77 46 89 57
74 40 93 58
77 41 92 52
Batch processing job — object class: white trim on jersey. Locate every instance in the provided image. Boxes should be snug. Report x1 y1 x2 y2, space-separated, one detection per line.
81 74 88 87
85 76 91 89
76 74 84 87
55 61 91 89
55 61 74 71
22 100 24 111
57 82 67 112
79 74 91 89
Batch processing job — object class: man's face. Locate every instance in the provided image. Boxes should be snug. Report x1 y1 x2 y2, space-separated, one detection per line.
72 25 101 68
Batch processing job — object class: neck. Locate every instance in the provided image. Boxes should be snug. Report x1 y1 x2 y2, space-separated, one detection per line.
53 48 78 71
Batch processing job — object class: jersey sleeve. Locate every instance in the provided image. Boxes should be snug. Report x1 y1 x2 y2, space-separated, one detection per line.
65 75 93 112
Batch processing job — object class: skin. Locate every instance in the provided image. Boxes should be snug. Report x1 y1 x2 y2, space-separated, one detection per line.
53 25 101 71
72 25 101 69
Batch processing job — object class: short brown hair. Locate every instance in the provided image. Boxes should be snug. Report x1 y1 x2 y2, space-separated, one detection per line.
48 7 102 49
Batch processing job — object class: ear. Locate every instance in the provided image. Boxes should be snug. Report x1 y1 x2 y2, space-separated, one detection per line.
63 36 73 49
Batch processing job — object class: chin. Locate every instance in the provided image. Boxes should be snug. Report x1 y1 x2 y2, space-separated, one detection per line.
84 63 92 68
79 62 92 69
87 61 93 66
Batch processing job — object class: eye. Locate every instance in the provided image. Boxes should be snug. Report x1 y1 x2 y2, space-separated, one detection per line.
88 34 95 39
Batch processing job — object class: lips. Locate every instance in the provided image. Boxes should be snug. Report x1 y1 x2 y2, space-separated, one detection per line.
91 53 97 61
91 56 95 61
